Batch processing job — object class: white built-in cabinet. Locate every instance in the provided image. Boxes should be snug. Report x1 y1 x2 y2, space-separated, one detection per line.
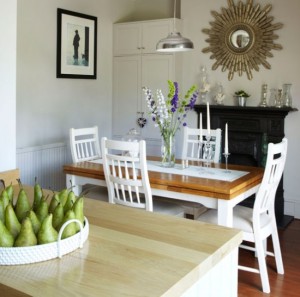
112 19 182 155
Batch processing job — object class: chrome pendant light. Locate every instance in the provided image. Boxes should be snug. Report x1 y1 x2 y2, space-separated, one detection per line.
156 0 194 52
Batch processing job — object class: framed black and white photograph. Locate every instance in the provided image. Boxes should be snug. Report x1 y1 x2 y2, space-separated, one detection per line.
56 8 97 79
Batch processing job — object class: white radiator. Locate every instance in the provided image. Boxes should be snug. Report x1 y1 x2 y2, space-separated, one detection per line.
16 143 67 191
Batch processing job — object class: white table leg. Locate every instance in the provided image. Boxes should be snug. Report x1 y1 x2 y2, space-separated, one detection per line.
217 199 233 227
66 174 82 195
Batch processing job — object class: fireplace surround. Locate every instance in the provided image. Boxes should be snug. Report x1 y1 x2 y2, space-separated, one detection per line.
194 105 297 228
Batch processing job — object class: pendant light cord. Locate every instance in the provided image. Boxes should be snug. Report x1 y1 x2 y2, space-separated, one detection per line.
173 0 177 32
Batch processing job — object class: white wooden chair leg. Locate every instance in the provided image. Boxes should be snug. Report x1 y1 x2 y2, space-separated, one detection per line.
254 238 267 258
271 225 284 274
256 238 271 293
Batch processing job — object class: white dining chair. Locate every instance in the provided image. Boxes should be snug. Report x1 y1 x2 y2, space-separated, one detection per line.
101 137 185 216
70 126 107 200
197 138 288 293
0 169 20 187
101 137 153 211
70 126 101 163
180 127 222 219
182 127 222 163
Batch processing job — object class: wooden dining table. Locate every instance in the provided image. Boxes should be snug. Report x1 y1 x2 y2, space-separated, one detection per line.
63 157 264 227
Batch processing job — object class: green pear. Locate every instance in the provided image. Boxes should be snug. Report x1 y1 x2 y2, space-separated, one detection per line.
72 196 84 231
64 190 76 214
0 200 5 223
0 189 10 209
58 188 69 207
14 217 37 247
0 219 14 247
52 203 64 231
5 204 21 240
60 210 77 239
35 197 49 224
49 193 60 214
15 188 31 222
33 177 43 211
5 183 14 204
27 210 41 235
37 213 58 245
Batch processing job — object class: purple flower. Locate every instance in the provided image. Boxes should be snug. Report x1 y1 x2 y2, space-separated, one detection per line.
171 81 179 109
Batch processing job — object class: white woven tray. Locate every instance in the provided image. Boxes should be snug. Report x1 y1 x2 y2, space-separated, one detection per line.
0 217 89 265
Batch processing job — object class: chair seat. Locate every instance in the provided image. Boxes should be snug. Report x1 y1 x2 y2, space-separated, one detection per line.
153 197 185 217
197 205 271 234
82 185 108 202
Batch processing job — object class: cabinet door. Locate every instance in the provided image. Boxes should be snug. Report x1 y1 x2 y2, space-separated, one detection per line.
112 56 141 138
141 54 175 140
113 23 142 56
141 20 173 54
113 19 176 56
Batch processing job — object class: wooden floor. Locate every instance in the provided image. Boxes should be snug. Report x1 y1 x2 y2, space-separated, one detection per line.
238 219 300 296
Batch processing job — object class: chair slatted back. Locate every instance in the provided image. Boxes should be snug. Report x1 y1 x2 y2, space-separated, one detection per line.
101 137 153 211
70 126 101 163
182 127 222 163
0 169 20 187
254 138 288 220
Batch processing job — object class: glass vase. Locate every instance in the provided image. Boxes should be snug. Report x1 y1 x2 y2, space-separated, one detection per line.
269 88 278 107
161 134 176 168
282 83 292 107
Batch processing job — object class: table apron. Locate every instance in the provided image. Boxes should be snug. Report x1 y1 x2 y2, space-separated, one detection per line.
152 188 218 209
66 173 260 228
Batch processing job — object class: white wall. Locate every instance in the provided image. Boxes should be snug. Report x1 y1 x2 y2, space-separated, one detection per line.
16 0 134 160
181 0 300 218
0 1 17 171
130 0 174 21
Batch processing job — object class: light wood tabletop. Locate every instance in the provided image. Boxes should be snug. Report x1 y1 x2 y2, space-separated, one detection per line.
0 185 243 297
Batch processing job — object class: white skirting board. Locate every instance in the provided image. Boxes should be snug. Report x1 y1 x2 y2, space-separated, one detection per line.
16 143 67 191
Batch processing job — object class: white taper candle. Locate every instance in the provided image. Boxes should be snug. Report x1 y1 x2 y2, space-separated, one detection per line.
225 123 229 154
206 102 210 136
199 113 203 142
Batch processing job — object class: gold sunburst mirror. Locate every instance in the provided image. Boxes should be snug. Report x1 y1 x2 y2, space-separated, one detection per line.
202 0 283 80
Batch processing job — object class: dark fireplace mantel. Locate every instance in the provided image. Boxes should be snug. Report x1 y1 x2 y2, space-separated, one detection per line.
194 104 298 228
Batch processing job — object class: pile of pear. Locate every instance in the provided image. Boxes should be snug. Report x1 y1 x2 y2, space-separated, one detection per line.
0 181 85 248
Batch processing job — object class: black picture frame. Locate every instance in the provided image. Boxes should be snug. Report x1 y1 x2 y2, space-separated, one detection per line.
56 8 97 79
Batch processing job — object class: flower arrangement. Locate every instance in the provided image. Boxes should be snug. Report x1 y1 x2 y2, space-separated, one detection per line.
142 80 198 166
234 90 250 98
143 80 198 137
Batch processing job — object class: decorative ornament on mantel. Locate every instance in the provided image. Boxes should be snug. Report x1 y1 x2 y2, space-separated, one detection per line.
198 66 211 104
201 0 283 81
234 90 250 107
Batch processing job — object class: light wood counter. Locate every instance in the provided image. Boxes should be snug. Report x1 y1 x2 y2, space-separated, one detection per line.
0 186 242 297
